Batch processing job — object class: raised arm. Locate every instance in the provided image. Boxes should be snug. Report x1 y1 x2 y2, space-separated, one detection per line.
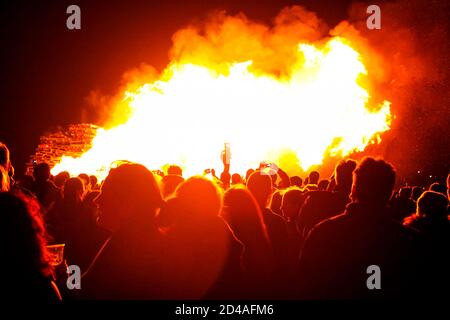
277 166 290 189
220 143 231 189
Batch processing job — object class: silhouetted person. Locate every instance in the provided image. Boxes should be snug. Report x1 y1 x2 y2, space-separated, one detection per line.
31 163 59 210
297 159 357 240
167 165 183 176
404 191 449 233
281 187 305 253
400 186 412 197
47 178 108 271
84 189 101 215
269 190 283 215
245 169 254 182
0 142 13 187
221 186 275 298
275 166 291 189
403 191 450 293
326 176 336 192
161 174 184 198
0 142 10 169
89 175 99 190
247 171 293 287
0 191 61 301
308 171 320 185
78 173 91 192
411 186 424 201
389 186 416 222
83 163 168 299
163 177 243 299
281 188 304 223
317 179 329 191
429 182 446 196
54 171 70 189
220 149 231 189
220 169 231 190
290 176 303 188
298 157 421 299
231 173 243 185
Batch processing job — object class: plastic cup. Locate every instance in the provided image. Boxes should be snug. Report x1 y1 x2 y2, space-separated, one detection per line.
46 244 65 266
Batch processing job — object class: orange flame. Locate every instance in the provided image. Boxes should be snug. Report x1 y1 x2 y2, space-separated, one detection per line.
52 13 391 180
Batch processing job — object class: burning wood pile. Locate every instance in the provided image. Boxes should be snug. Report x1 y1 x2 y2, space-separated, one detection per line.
26 124 98 176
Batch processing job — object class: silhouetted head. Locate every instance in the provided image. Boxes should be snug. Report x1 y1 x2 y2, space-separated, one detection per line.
89 175 98 189
168 165 183 176
96 163 163 232
245 169 254 181
351 157 396 207
308 171 320 185
33 163 51 183
222 186 268 242
175 176 222 219
399 187 412 199
416 191 448 219
281 187 304 221
78 173 90 190
0 142 10 170
231 173 243 185
335 159 357 193
290 176 303 187
411 186 424 201
429 182 446 196
247 171 273 209
161 174 185 198
63 177 85 203
54 171 70 189
269 190 282 215
220 172 231 187
318 179 329 191
0 192 52 279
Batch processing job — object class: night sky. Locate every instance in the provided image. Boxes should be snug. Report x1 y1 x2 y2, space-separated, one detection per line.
0 0 448 186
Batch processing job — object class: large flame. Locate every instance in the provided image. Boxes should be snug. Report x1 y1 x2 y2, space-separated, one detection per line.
52 35 391 180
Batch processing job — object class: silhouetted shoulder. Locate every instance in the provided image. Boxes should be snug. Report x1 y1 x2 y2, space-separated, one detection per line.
303 212 348 242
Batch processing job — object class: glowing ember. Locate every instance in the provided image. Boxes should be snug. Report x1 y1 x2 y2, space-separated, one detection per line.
52 33 391 179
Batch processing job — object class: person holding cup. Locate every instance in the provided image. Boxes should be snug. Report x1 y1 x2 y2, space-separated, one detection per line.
0 191 61 301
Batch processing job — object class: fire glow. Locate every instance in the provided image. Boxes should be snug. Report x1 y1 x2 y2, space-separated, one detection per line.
52 13 392 180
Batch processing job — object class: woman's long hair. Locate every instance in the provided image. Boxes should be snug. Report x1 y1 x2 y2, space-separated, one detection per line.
0 165 10 192
222 185 270 246
221 186 274 298
0 191 52 279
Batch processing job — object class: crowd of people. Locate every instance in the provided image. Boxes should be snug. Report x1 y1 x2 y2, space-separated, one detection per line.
1 141 449 301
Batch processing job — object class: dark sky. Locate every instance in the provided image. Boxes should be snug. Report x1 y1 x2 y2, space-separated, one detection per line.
0 0 352 171
0 0 448 184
